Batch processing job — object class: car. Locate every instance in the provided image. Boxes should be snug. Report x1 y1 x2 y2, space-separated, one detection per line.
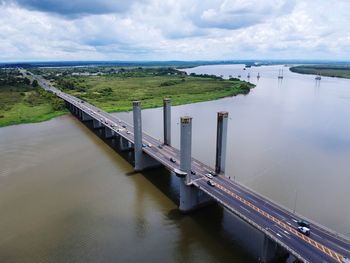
158 144 163 149
297 226 310 236
122 125 126 128
205 173 214 179
297 220 310 228
191 170 196 175
126 131 131 134
80 100 84 103
209 171 217 177
170 157 176 163
111 124 114 127
173 168 187 178
147 143 152 147
207 180 215 187
142 143 147 147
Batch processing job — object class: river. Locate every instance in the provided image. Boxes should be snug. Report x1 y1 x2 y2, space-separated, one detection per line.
0 64 349 262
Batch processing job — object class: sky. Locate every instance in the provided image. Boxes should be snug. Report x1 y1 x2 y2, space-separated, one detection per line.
0 0 349 62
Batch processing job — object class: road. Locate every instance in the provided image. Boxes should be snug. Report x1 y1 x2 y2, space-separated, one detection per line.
25 70 350 263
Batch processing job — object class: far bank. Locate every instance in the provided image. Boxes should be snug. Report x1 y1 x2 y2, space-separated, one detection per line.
0 67 254 128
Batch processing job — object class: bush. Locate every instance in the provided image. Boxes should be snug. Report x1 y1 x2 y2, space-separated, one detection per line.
32 80 39 87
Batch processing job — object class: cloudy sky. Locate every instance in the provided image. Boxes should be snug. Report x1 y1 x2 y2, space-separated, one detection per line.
0 0 349 61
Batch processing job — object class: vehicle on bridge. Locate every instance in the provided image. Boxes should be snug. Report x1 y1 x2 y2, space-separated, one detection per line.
208 171 217 177
207 180 215 187
298 226 310 236
205 173 214 179
174 168 187 178
170 157 176 163
297 220 310 228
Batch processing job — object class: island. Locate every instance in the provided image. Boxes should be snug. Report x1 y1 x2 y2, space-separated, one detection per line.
290 65 350 79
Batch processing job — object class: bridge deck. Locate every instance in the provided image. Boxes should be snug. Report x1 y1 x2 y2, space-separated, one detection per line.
29 71 350 263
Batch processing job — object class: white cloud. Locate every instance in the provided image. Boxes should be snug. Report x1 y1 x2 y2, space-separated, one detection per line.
0 0 349 61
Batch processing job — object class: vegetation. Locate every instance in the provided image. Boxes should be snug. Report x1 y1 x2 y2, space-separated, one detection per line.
290 65 350 79
0 69 66 127
46 67 254 112
0 66 254 128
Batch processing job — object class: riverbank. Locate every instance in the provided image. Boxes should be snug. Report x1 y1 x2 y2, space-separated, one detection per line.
0 69 67 128
47 67 254 112
0 67 254 127
290 65 350 79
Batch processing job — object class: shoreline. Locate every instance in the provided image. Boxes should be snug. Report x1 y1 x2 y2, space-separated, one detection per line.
0 86 253 128
290 65 350 79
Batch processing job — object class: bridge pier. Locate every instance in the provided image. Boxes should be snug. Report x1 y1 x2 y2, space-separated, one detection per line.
163 98 171 145
179 116 212 213
92 119 103 129
82 112 93 122
119 136 133 152
133 101 161 171
104 127 115 139
259 235 289 263
215 111 228 176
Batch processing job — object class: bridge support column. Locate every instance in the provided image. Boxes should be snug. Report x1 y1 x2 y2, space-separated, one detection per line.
93 119 103 129
163 98 171 145
82 112 93 122
104 127 114 139
133 101 161 171
119 136 133 152
179 116 213 213
215 111 228 176
259 235 289 263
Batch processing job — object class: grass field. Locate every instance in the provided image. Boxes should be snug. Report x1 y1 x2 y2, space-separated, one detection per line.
0 67 254 127
290 65 350 79
54 70 254 112
0 69 66 127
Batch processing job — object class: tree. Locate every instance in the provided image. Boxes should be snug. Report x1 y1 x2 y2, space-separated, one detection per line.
32 80 39 87
23 77 30 85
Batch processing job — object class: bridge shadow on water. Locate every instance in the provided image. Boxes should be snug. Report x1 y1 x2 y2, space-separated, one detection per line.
73 116 285 263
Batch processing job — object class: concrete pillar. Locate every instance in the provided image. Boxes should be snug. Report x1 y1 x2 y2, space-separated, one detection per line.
82 112 93 121
133 101 144 171
132 101 161 171
260 235 278 263
180 116 192 185
215 111 228 175
119 136 132 151
163 98 171 145
93 119 103 129
105 127 114 138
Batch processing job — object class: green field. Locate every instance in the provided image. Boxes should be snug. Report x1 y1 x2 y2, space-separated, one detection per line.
52 68 254 112
0 67 254 127
0 69 66 127
290 65 350 79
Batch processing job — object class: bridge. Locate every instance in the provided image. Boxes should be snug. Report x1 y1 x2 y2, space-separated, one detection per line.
25 70 350 263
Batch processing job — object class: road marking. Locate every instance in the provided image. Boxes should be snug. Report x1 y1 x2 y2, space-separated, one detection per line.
214 183 345 263
240 205 251 214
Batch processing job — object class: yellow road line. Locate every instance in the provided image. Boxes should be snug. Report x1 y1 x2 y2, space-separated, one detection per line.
214 183 344 263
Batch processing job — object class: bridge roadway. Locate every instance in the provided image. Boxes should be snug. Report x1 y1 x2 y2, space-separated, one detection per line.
28 71 350 263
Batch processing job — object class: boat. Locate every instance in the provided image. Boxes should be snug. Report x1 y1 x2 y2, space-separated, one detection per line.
247 73 250 78
315 73 321 80
257 72 260 79
278 69 283 79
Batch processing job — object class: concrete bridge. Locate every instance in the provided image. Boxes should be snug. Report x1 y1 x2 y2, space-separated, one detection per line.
26 70 350 263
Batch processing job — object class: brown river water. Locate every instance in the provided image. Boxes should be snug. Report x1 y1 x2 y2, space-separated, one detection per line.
0 64 349 262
